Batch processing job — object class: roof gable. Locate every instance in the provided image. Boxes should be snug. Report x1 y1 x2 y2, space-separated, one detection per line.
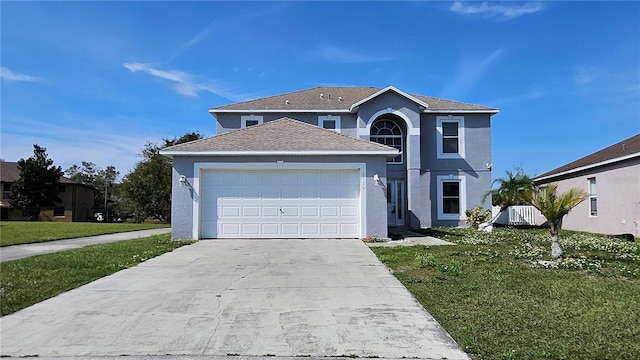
161 117 399 155
349 86 430 111
209 86 498 114
536 133 640 180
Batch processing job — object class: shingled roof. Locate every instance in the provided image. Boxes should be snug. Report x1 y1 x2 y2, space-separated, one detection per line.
209 86 497 113
1 161 80 184
536 133 640 181
161 117 399 155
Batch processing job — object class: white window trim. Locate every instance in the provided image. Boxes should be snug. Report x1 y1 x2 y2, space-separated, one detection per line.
437 175 466 220
436 115 465 159
588 177 597 217
241 115 263 128
370 119 404 164
318 115 341 132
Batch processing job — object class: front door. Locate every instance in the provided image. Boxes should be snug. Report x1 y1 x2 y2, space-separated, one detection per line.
386 179 405 226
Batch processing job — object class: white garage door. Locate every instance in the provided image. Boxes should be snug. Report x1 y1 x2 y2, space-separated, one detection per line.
200 169 361 238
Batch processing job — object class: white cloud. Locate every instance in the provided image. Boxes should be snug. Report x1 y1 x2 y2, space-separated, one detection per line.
0 67 41 82
310 45 394 64
122 62 253 101
450 2 543 19
0 118 155 180
441 48 505 98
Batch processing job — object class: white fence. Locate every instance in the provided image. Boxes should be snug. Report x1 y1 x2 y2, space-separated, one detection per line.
492 205 543 226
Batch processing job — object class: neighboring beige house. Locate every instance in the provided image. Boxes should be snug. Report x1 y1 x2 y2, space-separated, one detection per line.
0 161 96 222
535 134 640 237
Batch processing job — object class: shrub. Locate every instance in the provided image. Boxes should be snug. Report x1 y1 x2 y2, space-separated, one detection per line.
465 206 492 229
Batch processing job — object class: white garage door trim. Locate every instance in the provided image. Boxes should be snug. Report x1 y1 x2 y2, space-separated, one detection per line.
192 162 367 239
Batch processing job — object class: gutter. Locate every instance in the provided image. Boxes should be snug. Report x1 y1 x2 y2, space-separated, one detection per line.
535 152 640 182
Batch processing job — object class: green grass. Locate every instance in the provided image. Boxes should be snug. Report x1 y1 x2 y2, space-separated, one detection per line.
0 234 191 316
0 221 170 247
372 227 640 360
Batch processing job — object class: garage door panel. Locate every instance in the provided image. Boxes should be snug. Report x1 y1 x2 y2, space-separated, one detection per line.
320 206 338 217
201 169 360 239
262 207 279 217
341 206 358 217
243 206 260 217
281 223 299 235
301 206 319 217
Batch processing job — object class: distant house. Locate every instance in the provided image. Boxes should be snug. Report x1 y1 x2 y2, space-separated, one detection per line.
0 161 96 222
535 134 640 237
161 86 499 239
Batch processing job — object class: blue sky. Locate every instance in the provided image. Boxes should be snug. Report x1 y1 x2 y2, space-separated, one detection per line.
2 1 639 182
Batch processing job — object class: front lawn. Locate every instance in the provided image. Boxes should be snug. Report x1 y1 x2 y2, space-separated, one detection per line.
0 234 191 316
372 227 640 360
0 221 170 247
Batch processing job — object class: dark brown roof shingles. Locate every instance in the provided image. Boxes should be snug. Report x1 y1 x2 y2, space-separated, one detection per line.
210 86 497 112
537 133 640 179
163 118 398 153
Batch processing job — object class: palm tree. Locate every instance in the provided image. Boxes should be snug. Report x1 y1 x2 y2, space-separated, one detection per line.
482 170 536 224
522 184 587 258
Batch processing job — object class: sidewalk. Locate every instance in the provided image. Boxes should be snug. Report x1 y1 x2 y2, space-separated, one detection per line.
0 228 172 262
366 228 455 247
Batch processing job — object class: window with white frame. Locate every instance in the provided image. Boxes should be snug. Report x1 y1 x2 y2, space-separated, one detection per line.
588 177 597 216
437 175 466 220
318 115 341 132
436 116 465 159
370 119 403 163
241 115 263 128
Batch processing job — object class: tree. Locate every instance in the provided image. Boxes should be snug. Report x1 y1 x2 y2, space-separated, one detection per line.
522 184 587 258
120 132 203 223
482 169 536 224
9 144 64 220
65 162 120 220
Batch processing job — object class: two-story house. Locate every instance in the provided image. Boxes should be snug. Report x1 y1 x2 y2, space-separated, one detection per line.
0 161 96 222
161 86 498 239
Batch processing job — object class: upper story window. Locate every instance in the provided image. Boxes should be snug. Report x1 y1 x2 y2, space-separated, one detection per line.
241 115 263 128
370 119 403 163
437 175 466 220
2 183 11 200
436 116 465 159
588 177 597 216
318 115 341 132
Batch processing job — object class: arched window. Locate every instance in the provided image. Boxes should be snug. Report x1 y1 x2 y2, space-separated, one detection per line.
370 119 403 163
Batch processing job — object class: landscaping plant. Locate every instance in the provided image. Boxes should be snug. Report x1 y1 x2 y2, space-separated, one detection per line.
523 184 588 258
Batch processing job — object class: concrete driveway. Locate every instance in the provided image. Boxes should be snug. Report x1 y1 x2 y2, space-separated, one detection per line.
0 239 468 359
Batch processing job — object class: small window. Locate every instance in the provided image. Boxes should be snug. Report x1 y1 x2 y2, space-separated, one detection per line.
588 178 597 216
437 116 465 159
318 115 341 132
58 185 66 192
437 175 466 220
241 115 263 128
54 207 65 217
2 183 10 200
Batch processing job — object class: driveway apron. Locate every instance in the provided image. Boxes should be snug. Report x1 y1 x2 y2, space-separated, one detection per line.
0 239 469 359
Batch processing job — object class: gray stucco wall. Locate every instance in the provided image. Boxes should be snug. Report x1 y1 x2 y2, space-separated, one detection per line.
170 155 388 239
209 95 493 230
417 113 493 228
215 113 359 137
